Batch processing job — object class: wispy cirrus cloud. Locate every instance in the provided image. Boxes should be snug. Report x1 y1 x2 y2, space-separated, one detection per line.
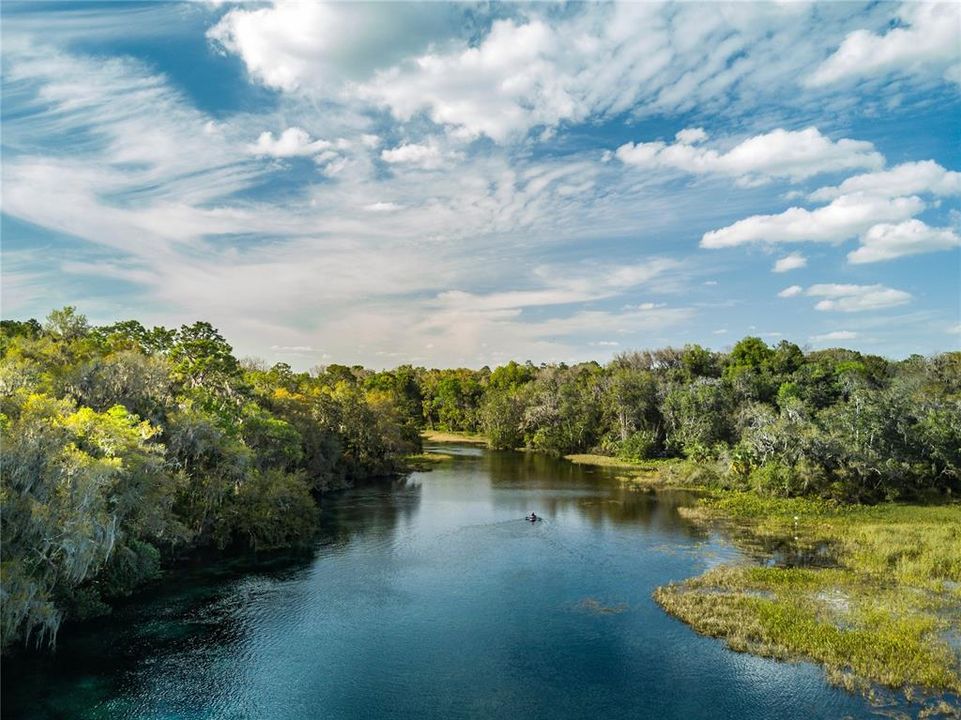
2 1 958 365
782 284 913 313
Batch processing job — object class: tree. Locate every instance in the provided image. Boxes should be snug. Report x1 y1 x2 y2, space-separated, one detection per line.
481 387 528 449
169 322 241 395
43 307 90 342
1 394 169 648
662 378 733 456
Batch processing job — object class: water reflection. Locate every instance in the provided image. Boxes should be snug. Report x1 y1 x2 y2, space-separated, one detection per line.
317 475 423 548
448 445 709 539
3 445 882 720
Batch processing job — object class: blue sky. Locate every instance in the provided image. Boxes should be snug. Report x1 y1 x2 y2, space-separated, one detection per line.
1 1 959 368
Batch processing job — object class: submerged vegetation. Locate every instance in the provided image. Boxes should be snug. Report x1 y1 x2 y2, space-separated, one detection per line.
2 307 959 693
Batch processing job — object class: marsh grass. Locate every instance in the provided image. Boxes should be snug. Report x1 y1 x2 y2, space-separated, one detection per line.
655 492 961 699
402 451 456 471
421 430 488 445
564 455 685 491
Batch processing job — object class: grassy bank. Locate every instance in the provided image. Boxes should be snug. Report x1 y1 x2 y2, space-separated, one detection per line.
565 453 653 470
421 429 488 445
653 491 961 700
402 451 456 471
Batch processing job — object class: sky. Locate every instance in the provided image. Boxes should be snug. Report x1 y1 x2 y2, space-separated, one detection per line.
1 1 959 369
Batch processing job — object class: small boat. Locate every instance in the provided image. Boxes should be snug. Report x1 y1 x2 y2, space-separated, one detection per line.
526 515 540 522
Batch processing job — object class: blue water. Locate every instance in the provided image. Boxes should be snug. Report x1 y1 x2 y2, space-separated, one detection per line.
4 445 888 719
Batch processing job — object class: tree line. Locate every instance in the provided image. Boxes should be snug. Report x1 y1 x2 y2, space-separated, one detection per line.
421 340 959 503
1 309 420 650
2 309 958 650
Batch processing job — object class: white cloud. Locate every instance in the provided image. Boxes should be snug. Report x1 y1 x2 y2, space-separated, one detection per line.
675 127 708 145
848 220 961 264
810 330 858 342
436 258 681 312
363 202 404 213
4 4 956 365
778 285 803 298
248 127 331 158
809 160 961 202
805 284 912 313
701 192 924 248
808 3 961 87
213 3 928 145
208 2 456 91
617 127 882 185
773 252 807 273
381 141 450 170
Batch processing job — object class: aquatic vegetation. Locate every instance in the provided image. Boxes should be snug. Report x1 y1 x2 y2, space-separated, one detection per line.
402 451 456 471
576 597 629 615
421 430 488 445
655 495 961 697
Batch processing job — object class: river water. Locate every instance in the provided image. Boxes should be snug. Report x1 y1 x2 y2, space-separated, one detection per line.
4 444 882 719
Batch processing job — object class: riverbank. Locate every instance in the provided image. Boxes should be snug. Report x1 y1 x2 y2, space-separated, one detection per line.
565 453 961 705
421 429 489 444
660 493 961 703
402 451 456 471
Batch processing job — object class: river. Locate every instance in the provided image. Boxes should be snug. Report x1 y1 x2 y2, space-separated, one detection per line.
3 444 881 719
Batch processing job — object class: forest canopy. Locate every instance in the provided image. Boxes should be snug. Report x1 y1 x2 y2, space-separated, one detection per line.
1 308 959 651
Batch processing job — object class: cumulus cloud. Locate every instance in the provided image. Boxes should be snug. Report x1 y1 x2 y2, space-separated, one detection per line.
809 160 961 202
5 3 957 364
773 252 807 273
701 192 924 248
778 285 803 298
848 219 961 264
805 284 912 312
380 140 457 170
212 3 940 144
808 3 961 87
248 127 331 158
810 330 858 342
208 2 458 91
617 127 883 185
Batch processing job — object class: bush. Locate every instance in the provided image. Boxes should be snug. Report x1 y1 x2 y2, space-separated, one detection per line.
617 429 658 461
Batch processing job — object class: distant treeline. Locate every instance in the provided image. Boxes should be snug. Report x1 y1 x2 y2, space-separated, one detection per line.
2 309 959 650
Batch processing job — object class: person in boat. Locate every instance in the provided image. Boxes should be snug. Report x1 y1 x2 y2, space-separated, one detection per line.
527 512 538 522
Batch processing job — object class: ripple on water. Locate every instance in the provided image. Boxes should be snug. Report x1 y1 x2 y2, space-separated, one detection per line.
2 448 893 720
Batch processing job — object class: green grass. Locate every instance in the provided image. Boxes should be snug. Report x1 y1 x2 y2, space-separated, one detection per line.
564 455 686 492
656 492 961 697
401 451 456 471
564 453 649 469
421 429 488 445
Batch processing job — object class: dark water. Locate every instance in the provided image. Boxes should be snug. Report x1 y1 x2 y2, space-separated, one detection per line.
5 445 884 719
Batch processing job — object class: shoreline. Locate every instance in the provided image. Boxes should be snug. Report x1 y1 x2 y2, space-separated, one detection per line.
559 453 961 706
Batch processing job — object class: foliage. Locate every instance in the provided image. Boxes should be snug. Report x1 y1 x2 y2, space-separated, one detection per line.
0 309 418 650
655 497 961 695
3 310 959 653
